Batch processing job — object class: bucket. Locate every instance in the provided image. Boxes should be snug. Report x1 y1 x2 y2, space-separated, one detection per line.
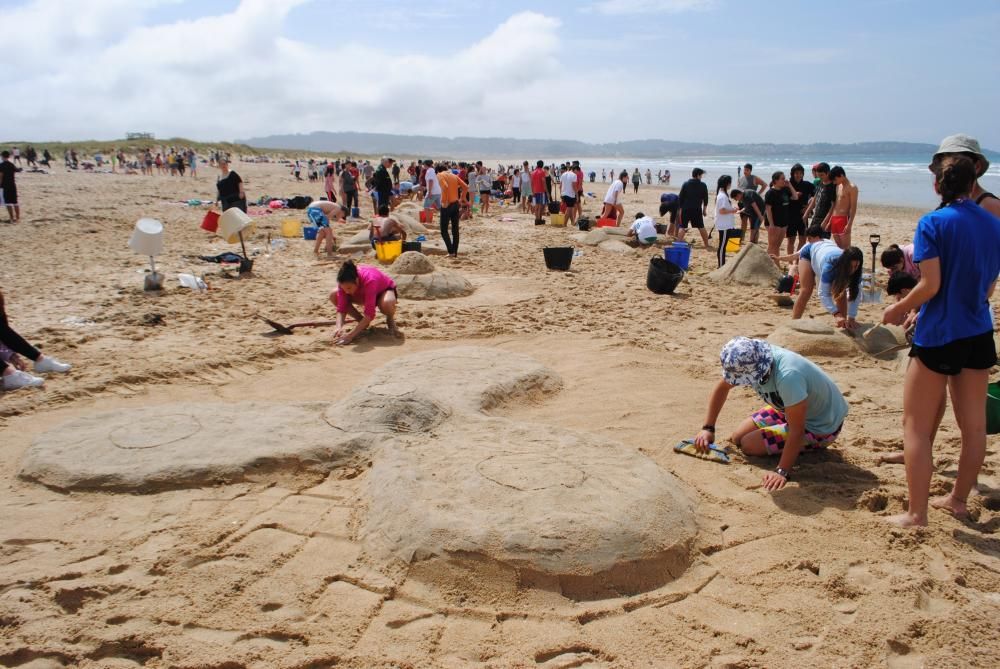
597 218 618 228
543 247 573 271
219 208 253 244
201 210 220 233
550 213 566 227
402 241 422 253
375 239 403 263
654 223 668 234
577 218 591 231
419 210 429 223
646 257 684 294
547 201 561 215
128 218 164 256
351 207 360 218
664 242 691 271
281 218 302 238
725 235 742 254
302 226 318 240
987 382 1000 435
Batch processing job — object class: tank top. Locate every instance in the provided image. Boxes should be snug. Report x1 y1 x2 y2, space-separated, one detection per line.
976 192 997 206
737 174 755 191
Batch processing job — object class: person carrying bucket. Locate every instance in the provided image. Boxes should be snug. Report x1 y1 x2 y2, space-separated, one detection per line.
691 337 849 492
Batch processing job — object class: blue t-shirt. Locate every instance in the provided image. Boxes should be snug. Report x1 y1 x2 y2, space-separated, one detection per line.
798 240 842 284
751 345 848 435
912 199 1000 347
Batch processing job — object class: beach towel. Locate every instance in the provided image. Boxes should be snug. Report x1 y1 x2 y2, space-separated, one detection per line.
199 252 244 264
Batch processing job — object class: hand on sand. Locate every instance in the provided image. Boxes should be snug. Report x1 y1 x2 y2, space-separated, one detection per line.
692 430 714 453
761 471 788 492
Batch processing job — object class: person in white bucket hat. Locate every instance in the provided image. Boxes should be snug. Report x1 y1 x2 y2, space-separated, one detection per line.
931 134 999 218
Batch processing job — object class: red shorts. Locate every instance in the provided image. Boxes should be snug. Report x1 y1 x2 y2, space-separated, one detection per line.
830 215 849 235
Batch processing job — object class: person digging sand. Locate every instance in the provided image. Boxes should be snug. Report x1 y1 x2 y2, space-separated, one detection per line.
692 337 848 492
330 260 400 345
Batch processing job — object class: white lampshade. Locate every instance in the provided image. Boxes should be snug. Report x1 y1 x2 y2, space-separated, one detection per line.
128 218 164 256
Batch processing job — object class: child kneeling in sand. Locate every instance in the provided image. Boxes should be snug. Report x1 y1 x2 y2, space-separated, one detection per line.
330 260 400 345
692 337 848 491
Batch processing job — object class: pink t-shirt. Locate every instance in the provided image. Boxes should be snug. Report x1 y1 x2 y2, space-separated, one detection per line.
335 265 396 320
901 243 920 280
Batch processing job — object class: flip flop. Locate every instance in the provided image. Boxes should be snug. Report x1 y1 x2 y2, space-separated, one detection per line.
673 440 731 464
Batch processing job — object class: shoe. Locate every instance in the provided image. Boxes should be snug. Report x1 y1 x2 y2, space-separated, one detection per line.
34 356 71 373
3 370 45 391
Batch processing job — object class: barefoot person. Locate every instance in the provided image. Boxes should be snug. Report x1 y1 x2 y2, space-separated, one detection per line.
600 171 628 224
676 168 710 248
789 226 863 330
692 337 848 492
0 150 22 223
827 166 858 249
1 289 72 390
307 199 346 257
880 155 1000 527
764 171 793 261
330 260 400 345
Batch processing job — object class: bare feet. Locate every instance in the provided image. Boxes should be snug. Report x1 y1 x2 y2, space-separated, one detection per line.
878 452 905 465
885 512 927 528
930 494 969 519
386 318 401 338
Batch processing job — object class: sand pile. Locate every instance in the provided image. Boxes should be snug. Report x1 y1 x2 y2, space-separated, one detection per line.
598 239 635 255
767 320 859 358
388 252 474 299
391 211 428 235
709 242 782 287
571 229 609 246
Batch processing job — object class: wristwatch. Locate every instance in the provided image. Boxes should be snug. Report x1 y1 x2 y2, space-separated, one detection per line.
775 467 791 480
702 425 716 433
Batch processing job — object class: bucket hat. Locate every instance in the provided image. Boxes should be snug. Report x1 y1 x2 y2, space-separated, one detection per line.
933 134 989 177
720 337 773 387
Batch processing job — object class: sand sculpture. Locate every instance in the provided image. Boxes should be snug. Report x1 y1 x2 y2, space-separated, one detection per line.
708 242 783 287
767 320 909 360
387 252 474 299
21 347 700 599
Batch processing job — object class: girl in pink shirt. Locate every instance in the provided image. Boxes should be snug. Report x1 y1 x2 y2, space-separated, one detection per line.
329 260 399 344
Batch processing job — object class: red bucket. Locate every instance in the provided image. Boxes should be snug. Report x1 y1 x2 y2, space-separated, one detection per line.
597 218 618 228
201 210 220 232
419 210 429 223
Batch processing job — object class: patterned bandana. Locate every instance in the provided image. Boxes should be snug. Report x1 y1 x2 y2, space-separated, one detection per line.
720 337 774 386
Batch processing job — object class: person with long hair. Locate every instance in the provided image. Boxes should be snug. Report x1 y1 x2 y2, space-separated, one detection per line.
329 260 400 345
881 155 1000 527
880 243 919 280
714 175 742 267
1 289 72 390
764 170 794 261
788 226 863 329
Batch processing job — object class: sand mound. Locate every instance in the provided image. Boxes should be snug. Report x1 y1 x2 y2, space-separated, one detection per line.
767 320 859 358
388 253 474 299
391 251 435 275
392 212 428 235
598 239 634 255
854 324 907 358
574 230 609 246
324 383 452 435
708 242 782 287
19 402 359 492
364 417 699 600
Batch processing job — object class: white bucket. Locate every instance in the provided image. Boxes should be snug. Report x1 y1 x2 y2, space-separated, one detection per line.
128 218 164 256
218 208 253 244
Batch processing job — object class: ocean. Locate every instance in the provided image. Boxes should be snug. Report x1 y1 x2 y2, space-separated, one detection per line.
571 155 1000 210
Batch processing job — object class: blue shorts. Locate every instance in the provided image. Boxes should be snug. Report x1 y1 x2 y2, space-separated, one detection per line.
307 208 329 228
423 194 442 209
532 193 546 205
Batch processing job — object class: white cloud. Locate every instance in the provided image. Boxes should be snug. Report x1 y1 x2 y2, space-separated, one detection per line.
586 0 717 15
0 1 703 143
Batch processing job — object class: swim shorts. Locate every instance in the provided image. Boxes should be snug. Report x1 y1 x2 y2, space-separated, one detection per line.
909 330 997 375
786 219 805 238
533 193 546 205
307 208 329 228
423 193 442 209
751 406 842 455
830 215 849 235
561 195 577 208
680 209 704 229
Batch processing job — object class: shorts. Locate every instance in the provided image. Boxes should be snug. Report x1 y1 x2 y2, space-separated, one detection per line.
786 219 805 238
307 208 329 228
831 215 849 235
479 189 491 196
680 209 704 229
561 195 577 208
423 193 442 209
641 236 658 245
909 330 997 375
1 189 17 205
751 406 842 455
533 193 546 205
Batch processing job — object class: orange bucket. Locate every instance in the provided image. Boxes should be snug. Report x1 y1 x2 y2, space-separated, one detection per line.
201 210 220 232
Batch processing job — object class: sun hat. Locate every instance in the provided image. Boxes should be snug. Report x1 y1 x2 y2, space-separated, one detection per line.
934 134 989 177
719 337 774 386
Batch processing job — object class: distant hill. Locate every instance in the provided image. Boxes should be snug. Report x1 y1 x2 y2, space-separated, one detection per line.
238 131 1000 161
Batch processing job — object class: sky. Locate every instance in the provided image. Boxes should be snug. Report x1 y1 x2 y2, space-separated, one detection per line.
2 0 999 149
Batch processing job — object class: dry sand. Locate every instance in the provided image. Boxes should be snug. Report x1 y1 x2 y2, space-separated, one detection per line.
1 163 999 668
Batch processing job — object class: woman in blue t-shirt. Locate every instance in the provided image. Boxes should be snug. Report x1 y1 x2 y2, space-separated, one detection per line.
881 155 1000 528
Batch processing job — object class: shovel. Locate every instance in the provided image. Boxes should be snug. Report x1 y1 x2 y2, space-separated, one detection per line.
256 314 347 335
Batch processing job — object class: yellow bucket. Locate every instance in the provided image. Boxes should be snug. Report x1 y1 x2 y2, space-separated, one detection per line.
725 235 741 253
375 240 403 263
550 213 566 227
281 218 302 238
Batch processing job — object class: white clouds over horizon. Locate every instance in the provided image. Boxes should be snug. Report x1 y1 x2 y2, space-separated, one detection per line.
586 0 716 15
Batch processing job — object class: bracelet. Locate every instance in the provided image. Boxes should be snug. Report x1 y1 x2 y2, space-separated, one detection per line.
775 467 791 480
702 425 716 433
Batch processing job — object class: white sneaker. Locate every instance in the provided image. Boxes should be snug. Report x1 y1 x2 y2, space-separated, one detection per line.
34 356 71 373
3 370 45 390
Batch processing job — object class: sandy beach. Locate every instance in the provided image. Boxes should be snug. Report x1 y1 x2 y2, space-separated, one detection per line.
1 161 998 669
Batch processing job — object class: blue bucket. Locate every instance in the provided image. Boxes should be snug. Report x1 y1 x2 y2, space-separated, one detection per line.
351 207 360 218
302 226 318 240
664 242 690 270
